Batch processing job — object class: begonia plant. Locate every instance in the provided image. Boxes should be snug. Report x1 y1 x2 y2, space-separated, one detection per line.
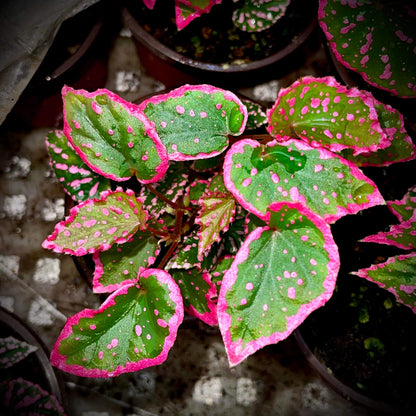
43 76 415 377
142 0 291 31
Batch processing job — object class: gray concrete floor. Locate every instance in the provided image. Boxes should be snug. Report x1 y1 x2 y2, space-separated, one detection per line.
0 17 378 416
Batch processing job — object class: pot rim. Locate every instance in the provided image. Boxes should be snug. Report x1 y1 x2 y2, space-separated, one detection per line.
121 5 317 75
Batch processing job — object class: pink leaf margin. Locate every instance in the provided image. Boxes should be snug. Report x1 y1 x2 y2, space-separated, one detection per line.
138 84 248 161
175 0 222 30
387 185 416 222
62 86 169 184
223 138 385 224
217 202 340 366
50 268 184 377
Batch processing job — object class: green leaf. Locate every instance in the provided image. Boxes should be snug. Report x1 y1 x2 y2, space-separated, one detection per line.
0 337 37 369
267 76 390 155
223 138 385 224
92 231 160 293
353 253 416 313
175 0 221 30
319 0 416 97
218 203 339 366
388 185 416 222
46 130 111 201
50 269 183 377
241 98 267 130
139 84 247 160
42 189 148 255
63 86 168 183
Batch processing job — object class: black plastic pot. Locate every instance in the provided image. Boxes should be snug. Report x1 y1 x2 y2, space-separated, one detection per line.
121 0 319 88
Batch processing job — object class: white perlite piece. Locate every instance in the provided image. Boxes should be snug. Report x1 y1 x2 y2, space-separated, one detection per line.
301 381 331 411
115 70 141 92
34 258 60 285
252 79 280 102
193 377 223 405
4 156 31 179
2 194 27 220
0 296 15 312
28 298 57 327
236 377 257 406
41 198 64 221
0 254 20 279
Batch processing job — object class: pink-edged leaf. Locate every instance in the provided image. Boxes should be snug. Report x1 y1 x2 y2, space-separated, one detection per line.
319 0 416 98
139 84 247 161
92 231 160 293
0 378 66 416
0 337 37 369
218 202 340 366
63 86 168 183
46 130 111 202
42 189 148 256
175 0 222 30
142 0 157 9
242 98 267 130
191 154 222 172
206 254 235 300
223 138 384 224
186 178 210 204
50 269 183 377
196 192 236 261
352 253 416 313
361 213 416 250
232 0 290 32
267 76 390 155
388 185 416 222
171 268 218 326
168 233 201 270
340 101 416 167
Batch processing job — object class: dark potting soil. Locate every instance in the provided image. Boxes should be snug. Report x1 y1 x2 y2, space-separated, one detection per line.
129 0 317 65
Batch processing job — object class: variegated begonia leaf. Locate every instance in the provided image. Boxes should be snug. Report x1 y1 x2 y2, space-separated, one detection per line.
174 0 222 30
0 378 66 416
168 233 201 270
139 84 247 161
222 206 247 255
50 269 183 377
352 253 416 313
241 98 267 130
223 138 384 224
186 178 210 204
191 154 222 172
267 76 390 155
46 130 111 202
232 0 291 32
388 185 416 222
209 254 235 290
319 0 416 98
63 86 168 183
42 189 148 256
340 101 416 167
196 191 236 261
218 202 340 366
170 268 218 326
0 337 37 369
92 231 160 293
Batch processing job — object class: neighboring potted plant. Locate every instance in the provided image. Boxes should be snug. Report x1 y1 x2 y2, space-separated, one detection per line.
121 0 318 86
41 72 415 413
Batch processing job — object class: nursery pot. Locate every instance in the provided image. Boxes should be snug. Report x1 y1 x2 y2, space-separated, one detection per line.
0 306 67 409
121 0 319 88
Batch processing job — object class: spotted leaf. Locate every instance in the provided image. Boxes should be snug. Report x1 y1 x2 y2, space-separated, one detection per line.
352 253 416 313
92 231 160 293
319 0 416 98
50 269 183 377
168 233 201 270
218 203 339 366
175 0 222 30
0 337 37 369
267 76 390 155
63 86 168 183
46 130 111 202
242 98 267 130
139 84 247 161
223 138 384 224
388 185 416 222
171 268 218 326
232 0 290 32
0 379 66 416
42 189 148 256
186 178 210 204
340 102 416 167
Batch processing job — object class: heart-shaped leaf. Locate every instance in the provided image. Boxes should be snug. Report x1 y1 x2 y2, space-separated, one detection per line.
46 130 111 201
92 231 160 293
0 337 37 369
319 0 416 97
267 76 390 155
232 0 291 32
63 86 168 183
352 253 416 313
223 138 384 223
218 202 339 366
42 189 148 255
139 84 247 161
50 268 183 377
